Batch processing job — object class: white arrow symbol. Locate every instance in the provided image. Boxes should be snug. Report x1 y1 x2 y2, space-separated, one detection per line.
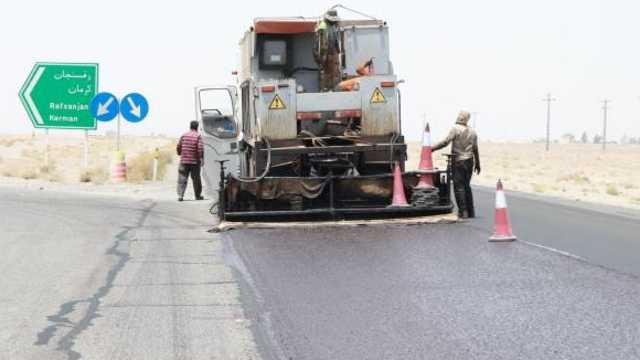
25 66 45 125
127 96 141 118
97 96 114 116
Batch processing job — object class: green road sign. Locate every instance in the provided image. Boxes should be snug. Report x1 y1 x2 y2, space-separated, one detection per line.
19 63 99 129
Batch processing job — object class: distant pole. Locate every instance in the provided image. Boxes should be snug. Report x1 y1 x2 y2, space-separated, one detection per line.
602 99 610 151
542 93 556 151
471 112 478 130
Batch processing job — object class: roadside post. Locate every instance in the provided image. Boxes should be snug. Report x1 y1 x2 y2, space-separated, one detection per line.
152 147 160 182
83 130 89 168
19 63 98 170
44 129 49 169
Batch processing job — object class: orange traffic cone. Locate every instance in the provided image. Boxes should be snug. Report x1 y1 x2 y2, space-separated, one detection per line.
390 162 410 207
111 151 127 183
489 179 517 242
416 123 435 188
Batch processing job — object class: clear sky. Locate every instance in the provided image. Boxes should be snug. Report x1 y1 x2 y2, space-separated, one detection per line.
1 0 639 142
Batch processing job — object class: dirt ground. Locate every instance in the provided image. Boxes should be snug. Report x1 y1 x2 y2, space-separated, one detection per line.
0 133 175 184
407 142 640 210
2 134 639 210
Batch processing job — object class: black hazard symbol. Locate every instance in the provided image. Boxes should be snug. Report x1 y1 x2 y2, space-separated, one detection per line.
370 87 386 103
269 94 286 110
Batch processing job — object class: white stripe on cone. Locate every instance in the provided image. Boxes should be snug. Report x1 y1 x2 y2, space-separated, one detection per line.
495 190 507 209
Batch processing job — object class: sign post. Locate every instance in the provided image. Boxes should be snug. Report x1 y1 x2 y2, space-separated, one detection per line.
83 130 89 169
117 113 121 151
44 129 49 169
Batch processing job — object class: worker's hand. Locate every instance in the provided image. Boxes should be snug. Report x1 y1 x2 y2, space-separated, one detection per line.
474 164 481 175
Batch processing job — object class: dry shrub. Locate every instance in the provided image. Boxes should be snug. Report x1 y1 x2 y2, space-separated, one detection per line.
606 184 620 196
127 146 175 183
532 183 546 193
20 168 38 180
557 173 590 184
21 148 42 159
40 163 55 174
79 166 109 184
0 138 19 147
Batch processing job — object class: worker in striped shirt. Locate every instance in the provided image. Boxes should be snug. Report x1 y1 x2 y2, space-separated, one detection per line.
176 121 204 201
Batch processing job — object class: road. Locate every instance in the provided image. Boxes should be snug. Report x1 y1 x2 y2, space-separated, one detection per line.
0 187 259 359
227 186 640 359
1 185 639 359
473 186 640 276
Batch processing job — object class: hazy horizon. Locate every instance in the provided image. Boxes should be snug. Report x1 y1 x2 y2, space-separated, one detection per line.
2 0 639 142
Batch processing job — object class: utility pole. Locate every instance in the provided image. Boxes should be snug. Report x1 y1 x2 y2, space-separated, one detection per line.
601 99 610 151
542 93 556 151
471 112 478 130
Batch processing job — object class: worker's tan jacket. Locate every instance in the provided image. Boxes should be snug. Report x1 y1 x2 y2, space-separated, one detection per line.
432 124 478 161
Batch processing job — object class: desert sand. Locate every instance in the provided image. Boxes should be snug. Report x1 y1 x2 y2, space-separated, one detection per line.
0 133 175 184
408 142 640 210
2 134 639 210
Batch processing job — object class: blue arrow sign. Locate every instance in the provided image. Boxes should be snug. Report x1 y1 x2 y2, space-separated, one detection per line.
120 93 149 123
89 92 119 122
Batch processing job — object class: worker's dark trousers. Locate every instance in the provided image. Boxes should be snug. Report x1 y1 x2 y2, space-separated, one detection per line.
177 163 202 199
453 158 475 218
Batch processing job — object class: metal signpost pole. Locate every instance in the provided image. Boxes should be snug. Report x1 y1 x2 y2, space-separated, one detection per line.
83 130 89 169
117 113 121 152
44 129 49 169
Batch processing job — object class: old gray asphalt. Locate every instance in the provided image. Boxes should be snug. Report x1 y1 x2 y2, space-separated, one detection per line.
0 187 258 359
2 185 640 359
227 187 640 359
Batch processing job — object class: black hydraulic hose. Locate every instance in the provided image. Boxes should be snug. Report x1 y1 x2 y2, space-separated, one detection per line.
228 95 272 183
230 136 272 183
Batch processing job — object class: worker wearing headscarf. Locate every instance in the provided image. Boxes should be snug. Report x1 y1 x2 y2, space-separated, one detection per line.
432 111 480 218
314 10 341 91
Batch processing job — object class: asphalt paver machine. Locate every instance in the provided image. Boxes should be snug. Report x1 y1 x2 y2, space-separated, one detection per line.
195 6 453 221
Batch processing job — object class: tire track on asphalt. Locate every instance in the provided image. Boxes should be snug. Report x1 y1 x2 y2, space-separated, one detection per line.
33 199 155 360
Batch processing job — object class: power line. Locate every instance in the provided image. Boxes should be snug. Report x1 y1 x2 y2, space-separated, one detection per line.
542 93 556 151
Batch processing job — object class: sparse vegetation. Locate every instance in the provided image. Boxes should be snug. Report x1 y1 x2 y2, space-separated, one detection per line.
558 173 590 185
79 166 109 184
126 145 175 183
0 138 20 147
606 184 620 196
19 168 38 180
532 183 546 193
21 148 41 159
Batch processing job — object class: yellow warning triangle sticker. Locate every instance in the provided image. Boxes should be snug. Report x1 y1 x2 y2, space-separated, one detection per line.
269 94 286 110
370 87 386 103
